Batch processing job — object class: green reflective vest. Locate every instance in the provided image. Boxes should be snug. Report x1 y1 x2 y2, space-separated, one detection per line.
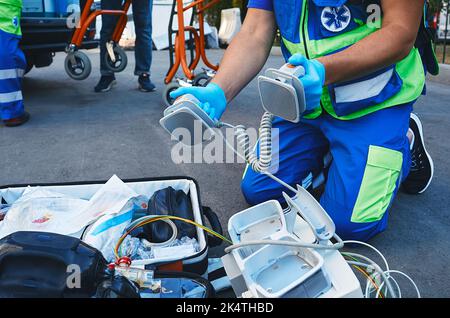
275 0 425 120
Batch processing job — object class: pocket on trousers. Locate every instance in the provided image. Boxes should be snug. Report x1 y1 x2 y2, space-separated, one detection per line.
351 145 403 223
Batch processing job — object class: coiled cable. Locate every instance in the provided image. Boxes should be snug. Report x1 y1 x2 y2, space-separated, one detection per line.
234 112 274 173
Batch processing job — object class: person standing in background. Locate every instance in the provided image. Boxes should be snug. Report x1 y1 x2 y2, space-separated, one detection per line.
0 0 30 127
95 0 155 93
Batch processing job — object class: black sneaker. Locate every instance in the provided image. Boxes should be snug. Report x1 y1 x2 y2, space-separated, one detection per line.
138 73 156 92
94 75 116 93
402 113 434 194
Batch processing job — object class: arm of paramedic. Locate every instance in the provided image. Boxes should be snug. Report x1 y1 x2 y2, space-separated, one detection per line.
318 0 424 85
211 8 277 102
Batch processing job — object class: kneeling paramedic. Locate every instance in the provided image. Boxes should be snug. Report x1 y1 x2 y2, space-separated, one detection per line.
171 0 435 241
0 0 29 127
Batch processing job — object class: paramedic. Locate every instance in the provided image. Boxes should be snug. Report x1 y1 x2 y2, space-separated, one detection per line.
170 0 435 241
95 0 155 93
0 0 30 127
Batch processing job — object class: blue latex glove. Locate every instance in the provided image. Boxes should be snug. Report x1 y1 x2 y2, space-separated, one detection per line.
288 53 326 111
169 83 227 121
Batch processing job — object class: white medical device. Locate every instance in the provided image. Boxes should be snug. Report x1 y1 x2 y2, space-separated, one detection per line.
159 64 364 298
159 94 218 146
221 185 362 298
258 64 306 123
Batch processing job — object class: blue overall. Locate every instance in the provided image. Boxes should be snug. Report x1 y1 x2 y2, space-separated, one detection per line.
242 0 419 241
0 22 26 121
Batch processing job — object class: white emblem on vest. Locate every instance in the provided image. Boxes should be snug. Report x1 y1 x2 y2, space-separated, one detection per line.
321 6 351 33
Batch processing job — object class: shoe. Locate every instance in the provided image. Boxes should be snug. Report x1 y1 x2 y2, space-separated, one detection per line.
3 111 30 127
94 75 116 93
402 113 434 194
138 73 156 92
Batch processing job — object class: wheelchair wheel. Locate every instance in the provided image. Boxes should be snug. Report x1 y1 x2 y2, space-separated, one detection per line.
192 72 211 87
64 51 92 80
163 82 181 107
104 45 128 73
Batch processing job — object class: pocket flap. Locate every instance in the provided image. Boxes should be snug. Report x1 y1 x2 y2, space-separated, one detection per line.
367 145 403 172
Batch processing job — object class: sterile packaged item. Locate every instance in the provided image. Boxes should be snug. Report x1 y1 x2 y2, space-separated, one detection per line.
117 236 201 263
152 242 196 259
0 187 90 239
114 266 156 288
83 197 147 262
69 175 140 233
119 236 154 262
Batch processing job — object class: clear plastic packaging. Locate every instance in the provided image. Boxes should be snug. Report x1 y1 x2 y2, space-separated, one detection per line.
118 236 200 263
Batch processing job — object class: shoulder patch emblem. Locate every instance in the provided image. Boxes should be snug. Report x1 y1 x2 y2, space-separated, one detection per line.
321 6 351 33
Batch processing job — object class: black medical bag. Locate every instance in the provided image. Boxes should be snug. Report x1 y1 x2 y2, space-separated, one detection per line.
0 231 139 298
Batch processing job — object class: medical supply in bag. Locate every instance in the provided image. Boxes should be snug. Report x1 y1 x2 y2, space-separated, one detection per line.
0 177 224 277
119 236 200 262
83 195 148 262
112 266 215 298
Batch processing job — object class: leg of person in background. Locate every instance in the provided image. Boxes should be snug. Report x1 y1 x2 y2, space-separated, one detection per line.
95 0 123 93
0 2 29 127
133 0 155 92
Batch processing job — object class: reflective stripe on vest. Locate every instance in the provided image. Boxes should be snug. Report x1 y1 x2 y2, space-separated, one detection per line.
277 0 425 120
0 90 23 104
0 68 24 80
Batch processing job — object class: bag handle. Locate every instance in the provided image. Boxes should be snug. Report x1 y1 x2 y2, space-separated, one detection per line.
202 206 224 247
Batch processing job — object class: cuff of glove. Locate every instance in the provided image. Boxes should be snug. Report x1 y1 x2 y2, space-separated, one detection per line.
208 82 227 102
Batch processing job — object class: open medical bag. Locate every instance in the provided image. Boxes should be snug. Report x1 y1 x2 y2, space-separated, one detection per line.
0 177 224 297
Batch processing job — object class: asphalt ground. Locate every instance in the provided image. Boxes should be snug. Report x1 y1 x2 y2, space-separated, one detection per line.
1 49 449 298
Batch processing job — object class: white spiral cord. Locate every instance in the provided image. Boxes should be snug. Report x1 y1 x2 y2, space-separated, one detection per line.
234 112 274 173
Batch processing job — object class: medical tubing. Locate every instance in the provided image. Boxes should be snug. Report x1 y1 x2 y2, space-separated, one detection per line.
342 240 390 272
140 219 178 248
346 260 397 299
382 270 421 298
224 233 344 254
343 252 397 298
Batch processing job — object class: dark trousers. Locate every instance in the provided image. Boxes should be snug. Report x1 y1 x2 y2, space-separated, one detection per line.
100 0 153 76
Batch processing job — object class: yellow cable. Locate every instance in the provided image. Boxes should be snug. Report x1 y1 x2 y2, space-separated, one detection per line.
114 215 232 259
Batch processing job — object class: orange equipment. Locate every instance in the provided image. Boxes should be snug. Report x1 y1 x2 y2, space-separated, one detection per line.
64 0 132 80
162 0 221 105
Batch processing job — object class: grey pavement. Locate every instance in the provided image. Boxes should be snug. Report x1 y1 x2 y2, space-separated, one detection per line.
1 49 449 297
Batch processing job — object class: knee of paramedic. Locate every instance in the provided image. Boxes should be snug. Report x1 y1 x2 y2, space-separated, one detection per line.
0 29 26 121
241 117 329 206
318 103 413 241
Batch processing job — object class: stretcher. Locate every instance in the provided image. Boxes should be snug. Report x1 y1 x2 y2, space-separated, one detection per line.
163 0 220 106
64 0 131 80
